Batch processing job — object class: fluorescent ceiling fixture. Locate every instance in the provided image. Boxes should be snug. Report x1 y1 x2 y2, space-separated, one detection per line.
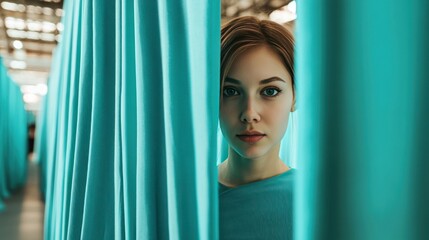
23 93 40 104
5 17 26 30
269 1 297 24
57 22 64 32
40 33 56 41
17 4 25 12
55 8 63 17
43 7 54 16
287 0 296 14
42 21 56 32
15 19 26 30
7 29 26 39
5 17 16 29
27 5 42 14
21 84 48 96
21 85 39 94
13 40 23 49
225 6 238 17
27 20 42 31
237 0 252 9
1 2 18 11
27 31 41 40
10 60 27 69
37 83 48 95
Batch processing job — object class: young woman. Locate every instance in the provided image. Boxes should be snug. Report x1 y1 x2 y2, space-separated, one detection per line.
218 16 296 240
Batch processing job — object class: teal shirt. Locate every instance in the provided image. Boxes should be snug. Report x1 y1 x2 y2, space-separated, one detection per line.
219 169 295 240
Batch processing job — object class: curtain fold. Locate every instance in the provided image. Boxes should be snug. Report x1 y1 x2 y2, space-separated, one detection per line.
36 0 220 239
0 58 27 211
296 0 429 239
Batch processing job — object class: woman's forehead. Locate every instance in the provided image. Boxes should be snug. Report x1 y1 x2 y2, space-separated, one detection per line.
226 46 291 85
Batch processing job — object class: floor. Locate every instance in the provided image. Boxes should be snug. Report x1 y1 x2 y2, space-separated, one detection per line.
0 160 44 240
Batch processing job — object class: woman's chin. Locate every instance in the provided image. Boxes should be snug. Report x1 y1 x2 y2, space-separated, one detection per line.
233 146 267 160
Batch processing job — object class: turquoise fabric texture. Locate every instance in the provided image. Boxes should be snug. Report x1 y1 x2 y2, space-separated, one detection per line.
219 169 295 240
0 58 27 211
35 0 220 239
296 0 429 239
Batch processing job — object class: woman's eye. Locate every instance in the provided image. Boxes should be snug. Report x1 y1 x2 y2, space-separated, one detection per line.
223 87 239 97
262 87 281 97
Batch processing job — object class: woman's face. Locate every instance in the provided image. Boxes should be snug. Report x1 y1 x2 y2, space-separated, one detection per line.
220 45 294 159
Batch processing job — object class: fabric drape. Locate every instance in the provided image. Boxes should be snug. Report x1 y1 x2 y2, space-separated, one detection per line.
0 58 27 211
296 0 429 239
36 0 220 239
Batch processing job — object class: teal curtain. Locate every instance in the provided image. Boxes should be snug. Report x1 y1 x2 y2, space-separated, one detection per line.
36 0 220 239
0 58 27 211
296 0 429 239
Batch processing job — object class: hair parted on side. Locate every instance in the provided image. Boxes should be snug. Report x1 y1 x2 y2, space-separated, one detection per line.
221 16 295 92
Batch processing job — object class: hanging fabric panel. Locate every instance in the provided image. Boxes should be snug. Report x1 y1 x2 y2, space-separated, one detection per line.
0 58 27 211
296 0 429 239
36 0 220 239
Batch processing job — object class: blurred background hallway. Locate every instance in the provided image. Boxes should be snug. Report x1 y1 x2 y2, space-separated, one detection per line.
0 158 44 240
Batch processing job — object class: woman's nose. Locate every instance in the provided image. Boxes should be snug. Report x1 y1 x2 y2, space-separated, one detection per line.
240 97 261 123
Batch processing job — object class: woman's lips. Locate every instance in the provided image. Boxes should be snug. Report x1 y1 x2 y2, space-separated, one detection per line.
236 135 265 143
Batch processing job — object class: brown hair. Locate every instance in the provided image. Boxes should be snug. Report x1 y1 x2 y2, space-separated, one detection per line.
221 16 295 92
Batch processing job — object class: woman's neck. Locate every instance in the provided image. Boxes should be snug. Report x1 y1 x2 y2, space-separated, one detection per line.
218 148 290 187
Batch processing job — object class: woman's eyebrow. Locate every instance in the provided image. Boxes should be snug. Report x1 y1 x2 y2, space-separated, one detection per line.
260 77 286 84
224 77 241 85
225 76 286 85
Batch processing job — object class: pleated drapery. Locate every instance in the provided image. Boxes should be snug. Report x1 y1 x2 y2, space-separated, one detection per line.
296 0 429 239
36 0 220 239
0 58 27 211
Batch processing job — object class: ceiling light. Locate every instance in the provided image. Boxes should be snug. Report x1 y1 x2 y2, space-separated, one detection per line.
13 40 23 49
1 2 18 11
40 33 56 41
57 22 63 32
21 84 48 96
42 21 56 32
10 60 27 69
35 6 42 14
237 0 252 9
21 85 39 94
17 4 25 12
27 20 42 31
27 5 42 14
55 8 63 17
269 1 297 24
42 7 54 16
287 0 296 14
5 17 16 28
23 93 39 104
26 31 41 40
7 29 26 39
15 19 26 30
5 17 26 30
37 83 48 95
